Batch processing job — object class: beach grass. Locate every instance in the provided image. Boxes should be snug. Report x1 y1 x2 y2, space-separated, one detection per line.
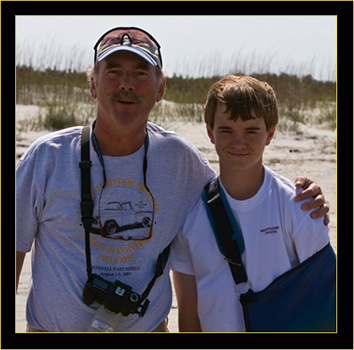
16 48 336 132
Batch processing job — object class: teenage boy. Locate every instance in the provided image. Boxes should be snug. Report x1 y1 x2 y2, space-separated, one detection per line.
171 75 333 332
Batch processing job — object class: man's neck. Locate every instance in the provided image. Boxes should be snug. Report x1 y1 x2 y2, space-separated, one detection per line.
220 164 265 201
93 118 147 156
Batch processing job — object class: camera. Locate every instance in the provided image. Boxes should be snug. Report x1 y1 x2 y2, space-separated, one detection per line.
83 274 149 316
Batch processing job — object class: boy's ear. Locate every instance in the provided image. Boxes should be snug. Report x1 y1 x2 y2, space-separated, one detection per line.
266 126 276 146
206 124 215 144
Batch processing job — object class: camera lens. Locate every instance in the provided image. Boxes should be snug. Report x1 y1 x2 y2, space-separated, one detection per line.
129 293 139 303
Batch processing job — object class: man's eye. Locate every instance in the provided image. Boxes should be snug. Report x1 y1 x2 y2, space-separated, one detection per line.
135 71 148 77
107 69 119 75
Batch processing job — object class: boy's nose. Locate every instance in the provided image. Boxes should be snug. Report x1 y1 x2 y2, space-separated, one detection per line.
232 136 246 148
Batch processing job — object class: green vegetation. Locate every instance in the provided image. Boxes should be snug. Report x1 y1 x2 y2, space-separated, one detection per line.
16 65 336 132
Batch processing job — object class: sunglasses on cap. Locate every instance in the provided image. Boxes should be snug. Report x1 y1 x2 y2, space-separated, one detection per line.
94 26 163 68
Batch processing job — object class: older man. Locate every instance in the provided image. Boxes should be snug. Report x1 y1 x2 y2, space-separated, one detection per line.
16 27 328 332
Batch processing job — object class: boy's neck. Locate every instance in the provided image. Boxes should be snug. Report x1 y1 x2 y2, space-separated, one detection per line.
220 163 265 201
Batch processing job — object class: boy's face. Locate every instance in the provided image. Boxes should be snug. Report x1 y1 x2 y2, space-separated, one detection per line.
207 102 275 175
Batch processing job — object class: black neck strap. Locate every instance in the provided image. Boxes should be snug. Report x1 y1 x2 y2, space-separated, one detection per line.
79 123 170 300
90 120 151 192
79 125 94 278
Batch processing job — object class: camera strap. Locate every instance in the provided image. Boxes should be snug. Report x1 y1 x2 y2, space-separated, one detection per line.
79 123 170 299
80 124 94 279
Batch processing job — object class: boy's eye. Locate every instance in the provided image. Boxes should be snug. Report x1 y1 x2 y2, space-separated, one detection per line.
246 128 260 134
218 128 233 133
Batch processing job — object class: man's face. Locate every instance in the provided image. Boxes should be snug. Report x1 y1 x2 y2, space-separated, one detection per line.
207 102 275 175
90 50 165 129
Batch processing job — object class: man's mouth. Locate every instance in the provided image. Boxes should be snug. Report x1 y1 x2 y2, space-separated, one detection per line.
117 100 135 104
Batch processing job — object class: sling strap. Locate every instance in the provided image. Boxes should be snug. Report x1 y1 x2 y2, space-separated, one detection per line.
79 124 170 301
202 177 248 285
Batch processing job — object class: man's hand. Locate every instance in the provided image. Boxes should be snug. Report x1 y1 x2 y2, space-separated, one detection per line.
294 176 330 226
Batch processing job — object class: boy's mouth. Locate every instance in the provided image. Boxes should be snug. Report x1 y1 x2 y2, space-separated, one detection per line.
227 151 250 157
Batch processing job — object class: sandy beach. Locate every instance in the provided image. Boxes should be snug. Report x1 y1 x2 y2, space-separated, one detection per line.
16 104 336 332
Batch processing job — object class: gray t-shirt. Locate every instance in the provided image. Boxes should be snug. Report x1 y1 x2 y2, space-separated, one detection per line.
16 122 215 332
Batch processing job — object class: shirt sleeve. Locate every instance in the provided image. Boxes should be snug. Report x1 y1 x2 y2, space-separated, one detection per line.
170 230 195 276
16 151 43 252
290 206 331 263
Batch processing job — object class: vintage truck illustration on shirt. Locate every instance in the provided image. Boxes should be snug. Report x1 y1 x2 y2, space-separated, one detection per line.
92 201 153 237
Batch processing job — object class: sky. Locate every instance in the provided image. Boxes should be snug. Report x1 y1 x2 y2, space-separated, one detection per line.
16 15 336 81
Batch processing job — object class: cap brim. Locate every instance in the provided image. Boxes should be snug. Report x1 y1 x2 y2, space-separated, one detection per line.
97 46 157 67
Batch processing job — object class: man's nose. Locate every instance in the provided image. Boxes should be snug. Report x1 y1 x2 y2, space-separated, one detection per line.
119 73 134 91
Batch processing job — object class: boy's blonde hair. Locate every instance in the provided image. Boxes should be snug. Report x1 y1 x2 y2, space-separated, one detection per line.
204 75 278 131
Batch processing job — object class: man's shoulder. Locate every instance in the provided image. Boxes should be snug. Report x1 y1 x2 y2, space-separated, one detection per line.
148 122 185 141
18 126 83 163
148 122 191 143
34 126 83 145
147 122 206 156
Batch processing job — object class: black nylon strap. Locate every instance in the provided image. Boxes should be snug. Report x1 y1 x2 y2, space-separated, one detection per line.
141 244 171 301
80 125 93 279
204 179 248 284
79 124 170 301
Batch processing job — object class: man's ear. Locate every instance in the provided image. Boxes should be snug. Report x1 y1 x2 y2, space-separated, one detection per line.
266 126 276 146
206 124 215 145
90 77 97 100
156 76 166 103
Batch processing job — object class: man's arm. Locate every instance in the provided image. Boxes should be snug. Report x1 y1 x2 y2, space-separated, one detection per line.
294 177 330 226
16 251 26 293
173 271 201 332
